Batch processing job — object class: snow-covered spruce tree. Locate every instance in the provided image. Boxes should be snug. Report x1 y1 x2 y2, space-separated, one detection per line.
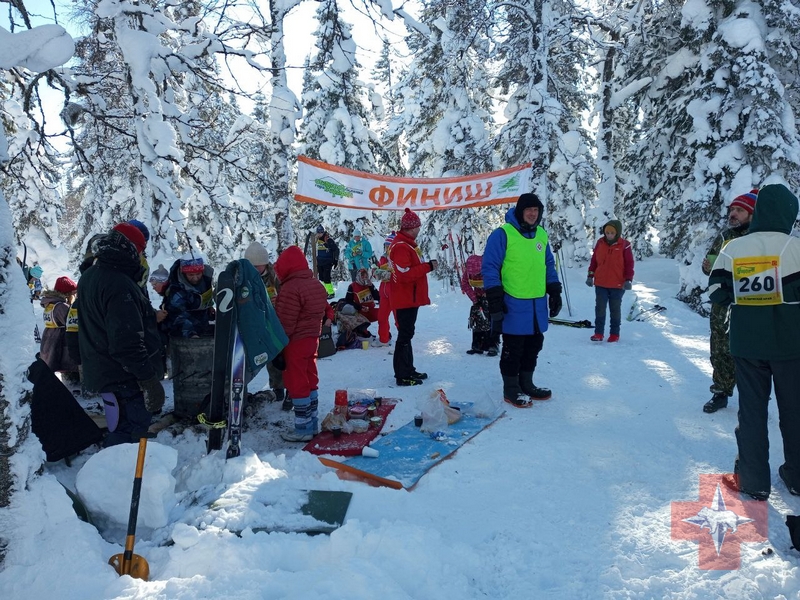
387 0 497 268
493 0 595 263
615 0 685 259
585 0 650 254
296 0 381 272
264 0 303 253
65 0 276 267
0 13 75 556
621 0 800 312
0 75 62 248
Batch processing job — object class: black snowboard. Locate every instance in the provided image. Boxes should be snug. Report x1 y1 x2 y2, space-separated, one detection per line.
207 268 236 453
28 356 104 462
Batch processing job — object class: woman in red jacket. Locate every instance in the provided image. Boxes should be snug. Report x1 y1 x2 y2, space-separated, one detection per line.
389 209 437 386
274 246 334 441
586 219 635 343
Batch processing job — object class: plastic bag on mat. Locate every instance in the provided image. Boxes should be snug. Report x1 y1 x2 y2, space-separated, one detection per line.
417 389 461 432
417 393 447 433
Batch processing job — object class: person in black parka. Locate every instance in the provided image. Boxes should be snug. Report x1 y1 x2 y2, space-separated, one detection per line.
76 223 165 446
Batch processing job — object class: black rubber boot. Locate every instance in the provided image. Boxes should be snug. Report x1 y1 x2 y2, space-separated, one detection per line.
519 371 552 400
703 393 729 413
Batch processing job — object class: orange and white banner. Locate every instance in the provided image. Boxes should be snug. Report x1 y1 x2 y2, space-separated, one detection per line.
295 156 531 211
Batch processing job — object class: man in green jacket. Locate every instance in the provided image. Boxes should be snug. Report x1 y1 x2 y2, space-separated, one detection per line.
701 190 757 413
709 183 800 500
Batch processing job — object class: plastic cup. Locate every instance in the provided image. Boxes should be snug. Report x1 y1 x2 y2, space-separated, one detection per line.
414 415 423 427
361 339 369 350
334 389 348 407
331 426 342 438
362 446 379 458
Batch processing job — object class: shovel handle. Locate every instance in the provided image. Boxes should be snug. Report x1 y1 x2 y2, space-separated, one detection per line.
121 437 148 575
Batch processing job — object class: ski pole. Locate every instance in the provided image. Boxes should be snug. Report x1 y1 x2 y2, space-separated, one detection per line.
557 248 573 316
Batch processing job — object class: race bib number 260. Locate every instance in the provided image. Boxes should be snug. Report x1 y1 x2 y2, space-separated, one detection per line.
732 256 782 305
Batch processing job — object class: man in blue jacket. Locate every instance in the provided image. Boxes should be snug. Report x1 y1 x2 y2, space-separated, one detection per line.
482 193 562 407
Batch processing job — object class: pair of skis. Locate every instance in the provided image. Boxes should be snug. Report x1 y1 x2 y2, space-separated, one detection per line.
206 265 246 459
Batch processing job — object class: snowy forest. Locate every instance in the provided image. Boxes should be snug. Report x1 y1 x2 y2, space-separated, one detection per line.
2 0 800 539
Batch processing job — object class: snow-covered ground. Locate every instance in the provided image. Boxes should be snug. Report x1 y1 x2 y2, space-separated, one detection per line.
1 258 799 600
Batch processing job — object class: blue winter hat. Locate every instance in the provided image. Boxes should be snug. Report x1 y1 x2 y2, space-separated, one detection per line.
29 265 43 279
353 228 362 237
316 225 325 234
128 219 150 242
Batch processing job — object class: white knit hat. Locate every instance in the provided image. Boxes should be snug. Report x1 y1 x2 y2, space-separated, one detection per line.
245 241 270 266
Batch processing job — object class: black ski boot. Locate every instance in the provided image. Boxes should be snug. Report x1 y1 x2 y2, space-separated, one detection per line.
519 371 552 400
703 392 729 413
486 343 499 357
503 375 532 408
281 392 293 411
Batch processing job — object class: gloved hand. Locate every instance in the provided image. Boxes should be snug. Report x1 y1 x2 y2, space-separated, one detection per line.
585 276 594 287
428 259 438 271
623 280 632 291
546 282 563 318
139 376 165 413
485 286 506 315
548 293 562 318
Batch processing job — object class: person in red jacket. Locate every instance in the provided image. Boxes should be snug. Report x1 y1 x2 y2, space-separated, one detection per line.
388 209 437 386
344 268 380 323
375 231 396 345
274 245 334 442
586 219 635 343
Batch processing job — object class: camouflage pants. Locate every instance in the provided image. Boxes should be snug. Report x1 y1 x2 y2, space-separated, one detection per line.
710 303 735 396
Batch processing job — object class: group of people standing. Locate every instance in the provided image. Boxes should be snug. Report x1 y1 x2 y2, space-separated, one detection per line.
706 183 800 502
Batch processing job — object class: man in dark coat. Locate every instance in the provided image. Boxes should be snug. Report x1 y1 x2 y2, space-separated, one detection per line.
77 223 165 446
315 225 340 299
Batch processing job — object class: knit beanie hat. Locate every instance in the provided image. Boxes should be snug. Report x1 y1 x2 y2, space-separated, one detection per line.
316 225 325 234
54 276 78 294
149 264 169 283
245 241 270 266
729 189 759 214
29 265 43 279
353 228 362 237
400 208 421 230
465 254 482 278
384 231 397 247
112 222 147 254
128 219 150 242
180 254 205 274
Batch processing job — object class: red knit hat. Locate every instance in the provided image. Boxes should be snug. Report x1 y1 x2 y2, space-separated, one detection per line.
54 276 77 294
112 222 147 254
400 208 421 230
729 189 758 215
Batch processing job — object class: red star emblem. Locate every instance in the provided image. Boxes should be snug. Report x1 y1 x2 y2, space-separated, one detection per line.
671 474 768 570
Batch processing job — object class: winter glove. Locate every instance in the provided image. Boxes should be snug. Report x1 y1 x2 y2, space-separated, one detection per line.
546 282 563 318
485 286 506 316
428 260 438 271
586 272 594 287
623 280 632 291
548 294 563 318
139 376 165 413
